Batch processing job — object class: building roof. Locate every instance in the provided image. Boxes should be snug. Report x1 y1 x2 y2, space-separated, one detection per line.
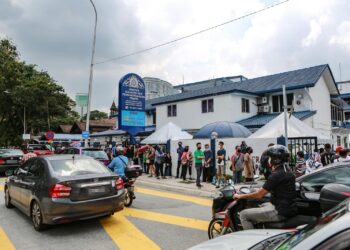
150 64 332 106
237 110 317 129
72 119 117 132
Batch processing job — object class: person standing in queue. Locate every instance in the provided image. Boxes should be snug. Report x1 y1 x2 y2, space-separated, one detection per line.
155 145 166 179
244 146 254 182
203 144 213 183
181 146 190 181
216 141 226 188
234 145 297 230
194 142 205 188
176 142 184 178
230 145 244 184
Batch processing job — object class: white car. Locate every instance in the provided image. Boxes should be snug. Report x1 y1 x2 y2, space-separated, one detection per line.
189 199 350 250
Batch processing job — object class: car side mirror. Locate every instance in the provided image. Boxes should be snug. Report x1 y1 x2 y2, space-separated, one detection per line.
295 182 301 192
5 170 14 177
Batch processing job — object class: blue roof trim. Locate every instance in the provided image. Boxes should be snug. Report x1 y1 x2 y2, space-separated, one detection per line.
237 110 317 128
150 64 329 106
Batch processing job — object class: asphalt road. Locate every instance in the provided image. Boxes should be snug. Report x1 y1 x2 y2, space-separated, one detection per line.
0 177 211 250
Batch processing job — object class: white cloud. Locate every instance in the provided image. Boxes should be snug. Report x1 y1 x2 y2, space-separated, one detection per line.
329 21 350 54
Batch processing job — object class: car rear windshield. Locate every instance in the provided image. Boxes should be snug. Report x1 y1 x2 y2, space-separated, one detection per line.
82 149 108 160
0 149 23 156
49 158 110 177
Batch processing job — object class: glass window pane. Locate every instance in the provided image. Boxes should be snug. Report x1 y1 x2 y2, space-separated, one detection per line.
272 96 279 112
241 98 245 113
202 100 207 113
173 105 177 116
246 99 250 113
208 99 214 112
167 105 171 117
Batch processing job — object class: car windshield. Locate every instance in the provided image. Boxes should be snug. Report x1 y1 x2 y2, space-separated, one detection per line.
276 200 349 250
82 150 108 160
49 157 110 177
0 149 23 156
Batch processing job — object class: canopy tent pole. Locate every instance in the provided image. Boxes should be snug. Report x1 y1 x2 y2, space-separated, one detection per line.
283 85 288 147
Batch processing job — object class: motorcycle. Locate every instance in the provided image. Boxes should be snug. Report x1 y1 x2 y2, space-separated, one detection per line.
123 165 143 207
208 182 350 239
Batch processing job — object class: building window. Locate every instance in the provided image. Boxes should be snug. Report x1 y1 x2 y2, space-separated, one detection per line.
331 104 344 122
337 136 341 146
152 111 156 125
167 104 177 117
241 98 250 113
202 99 214 113
344 137 348 149
272 94 294 112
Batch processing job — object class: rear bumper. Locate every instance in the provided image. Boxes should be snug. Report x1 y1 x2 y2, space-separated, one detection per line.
0 165 19 173
41 190 125 224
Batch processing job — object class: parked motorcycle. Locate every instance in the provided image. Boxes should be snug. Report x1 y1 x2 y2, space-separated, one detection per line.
123 165 143 207
208 183 350 239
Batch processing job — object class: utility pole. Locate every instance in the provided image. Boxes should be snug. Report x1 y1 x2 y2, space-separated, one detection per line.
283 85 288 147
85 0 97 147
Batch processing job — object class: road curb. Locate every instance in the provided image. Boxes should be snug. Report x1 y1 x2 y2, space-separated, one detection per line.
136 179 214 198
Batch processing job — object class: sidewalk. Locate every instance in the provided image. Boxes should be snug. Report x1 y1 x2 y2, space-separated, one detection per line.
136 175 217 198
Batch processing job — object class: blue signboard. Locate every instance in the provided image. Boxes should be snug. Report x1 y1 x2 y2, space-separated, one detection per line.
82 131 90 139
118 73 146 135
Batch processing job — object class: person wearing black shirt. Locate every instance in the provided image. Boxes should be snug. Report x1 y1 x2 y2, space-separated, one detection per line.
234 145 297 230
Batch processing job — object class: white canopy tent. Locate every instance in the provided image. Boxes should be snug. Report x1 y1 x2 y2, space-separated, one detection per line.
249 113 332 143
141 122 193 144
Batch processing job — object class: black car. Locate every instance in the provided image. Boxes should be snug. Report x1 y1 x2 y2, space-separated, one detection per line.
0 149 23 174
296 161 350 216
4 155 125 230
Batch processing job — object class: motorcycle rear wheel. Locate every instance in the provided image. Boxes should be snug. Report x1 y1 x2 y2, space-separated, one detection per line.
208 218 233 239
124 190 133 207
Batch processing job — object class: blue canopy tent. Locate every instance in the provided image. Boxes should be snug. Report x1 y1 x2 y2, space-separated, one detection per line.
194 121 251 139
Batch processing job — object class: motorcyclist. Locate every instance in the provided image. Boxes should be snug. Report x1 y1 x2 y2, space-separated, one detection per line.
233 145 297 230
108 146 128 178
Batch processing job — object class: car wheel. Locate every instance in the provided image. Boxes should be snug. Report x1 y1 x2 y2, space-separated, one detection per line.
124 190 133 207
31 201 47 231
4 187 14 208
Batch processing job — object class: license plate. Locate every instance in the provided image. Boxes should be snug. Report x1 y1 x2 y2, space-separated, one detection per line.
88 187 106 194
6 160 17 164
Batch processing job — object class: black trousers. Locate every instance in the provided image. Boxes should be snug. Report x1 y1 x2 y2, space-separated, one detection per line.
155 162 164 177
181 163 188 180
188 164 192 176
203 167 211 182
176 160 181 177
195 163 202 186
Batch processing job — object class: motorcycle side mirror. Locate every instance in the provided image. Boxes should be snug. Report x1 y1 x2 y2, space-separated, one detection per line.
295 182 301 192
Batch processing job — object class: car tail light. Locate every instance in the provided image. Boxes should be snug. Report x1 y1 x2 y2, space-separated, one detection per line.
116 178 124 190
49 184 72 198
0 159 5 165
341 192 350 197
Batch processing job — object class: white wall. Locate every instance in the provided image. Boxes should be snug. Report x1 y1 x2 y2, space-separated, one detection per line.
309 76 332 137
156 93 257 130
146 113 154 126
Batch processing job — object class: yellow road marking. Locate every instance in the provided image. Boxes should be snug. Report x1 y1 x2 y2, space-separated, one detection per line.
0 227 15 250
122 208 209 231
0 185 3 191
100 215 160 250
135 187 211 207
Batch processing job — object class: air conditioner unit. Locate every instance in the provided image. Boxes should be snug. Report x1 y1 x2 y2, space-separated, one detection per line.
263 105 271 113
261 96 268 104
258 106 265 113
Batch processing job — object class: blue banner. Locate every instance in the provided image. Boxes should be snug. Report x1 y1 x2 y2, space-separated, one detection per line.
118 73 146 135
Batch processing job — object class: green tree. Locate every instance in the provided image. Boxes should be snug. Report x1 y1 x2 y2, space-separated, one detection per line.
83 110 108 120
0 38 78 146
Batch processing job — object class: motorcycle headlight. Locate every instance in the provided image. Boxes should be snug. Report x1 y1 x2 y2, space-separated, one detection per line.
212 191 224 199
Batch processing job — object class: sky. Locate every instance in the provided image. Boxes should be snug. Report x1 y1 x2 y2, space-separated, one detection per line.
1 0 350 113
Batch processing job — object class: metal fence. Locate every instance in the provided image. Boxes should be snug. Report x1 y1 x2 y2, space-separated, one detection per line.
288 137 318 168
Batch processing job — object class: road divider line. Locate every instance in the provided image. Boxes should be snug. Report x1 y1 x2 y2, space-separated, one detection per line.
0 227 15 250
100 214 160 250
122 208 209 231
135 187 211 207
0 185 3 191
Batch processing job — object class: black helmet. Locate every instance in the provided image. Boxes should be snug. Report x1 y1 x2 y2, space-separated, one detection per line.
262 145 290 165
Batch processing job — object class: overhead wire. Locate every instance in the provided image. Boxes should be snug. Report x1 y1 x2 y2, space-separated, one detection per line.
95 0 291 65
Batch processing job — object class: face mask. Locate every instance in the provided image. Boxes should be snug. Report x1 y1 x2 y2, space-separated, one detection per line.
237 150 241 153
198 147 201 150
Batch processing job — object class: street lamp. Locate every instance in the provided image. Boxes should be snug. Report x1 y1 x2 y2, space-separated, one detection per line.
85 0 98 148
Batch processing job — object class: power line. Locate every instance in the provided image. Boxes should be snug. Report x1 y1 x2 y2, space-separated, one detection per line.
95 0 291 65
